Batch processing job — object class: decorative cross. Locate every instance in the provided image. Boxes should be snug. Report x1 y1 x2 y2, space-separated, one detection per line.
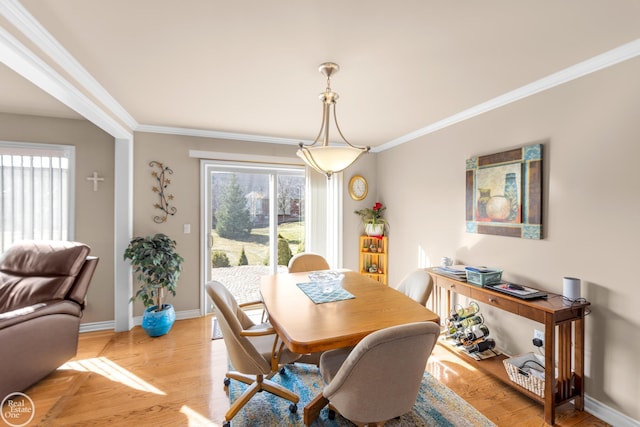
86 171 104 192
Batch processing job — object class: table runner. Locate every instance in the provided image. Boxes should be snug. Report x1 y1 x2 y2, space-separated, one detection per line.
297 282 355 304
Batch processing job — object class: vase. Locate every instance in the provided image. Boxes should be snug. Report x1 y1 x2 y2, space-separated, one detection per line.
365 223 384 237
486 196 511 221
503 172 518 221
477 188 491 218
141 304 176 337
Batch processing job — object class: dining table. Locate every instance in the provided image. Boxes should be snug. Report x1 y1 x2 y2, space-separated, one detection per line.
260 270 440 424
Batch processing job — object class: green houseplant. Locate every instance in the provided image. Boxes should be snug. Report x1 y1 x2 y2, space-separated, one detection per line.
124 233 184 337
354 202 388 236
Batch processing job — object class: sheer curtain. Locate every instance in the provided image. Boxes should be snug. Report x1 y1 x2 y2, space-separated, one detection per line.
0 142 74 252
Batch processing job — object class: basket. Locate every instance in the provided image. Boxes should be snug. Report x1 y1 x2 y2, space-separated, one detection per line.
503 353 546 397
465 268 503 287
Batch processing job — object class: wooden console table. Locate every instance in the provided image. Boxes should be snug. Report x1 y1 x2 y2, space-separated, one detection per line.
428 268 590 426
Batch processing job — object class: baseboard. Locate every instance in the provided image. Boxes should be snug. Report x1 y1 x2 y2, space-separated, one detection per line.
79 320 115 333
79 309 202 331
585 395 640 427
132 308 201 326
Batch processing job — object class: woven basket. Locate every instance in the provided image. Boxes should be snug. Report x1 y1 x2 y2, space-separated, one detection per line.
503 353 546 398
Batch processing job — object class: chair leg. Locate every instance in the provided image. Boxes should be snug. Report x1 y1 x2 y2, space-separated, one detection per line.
224 379 261 421
261 378 299 404
225 373 300 423
225 371 254 386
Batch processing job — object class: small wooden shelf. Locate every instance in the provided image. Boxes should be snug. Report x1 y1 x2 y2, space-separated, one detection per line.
359 236 388 285
437 341 544 404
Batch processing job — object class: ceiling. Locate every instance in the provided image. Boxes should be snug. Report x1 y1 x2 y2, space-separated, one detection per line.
1 1 640 150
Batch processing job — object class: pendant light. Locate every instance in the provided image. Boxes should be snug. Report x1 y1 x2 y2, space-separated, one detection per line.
296 62 370 178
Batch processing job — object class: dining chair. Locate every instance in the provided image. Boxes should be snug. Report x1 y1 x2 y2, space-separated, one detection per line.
394 269 434 306
318 321 440 426
287 252 330 273
205 281 300 427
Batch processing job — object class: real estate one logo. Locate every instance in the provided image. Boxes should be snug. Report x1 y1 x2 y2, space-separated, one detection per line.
1 392 35 427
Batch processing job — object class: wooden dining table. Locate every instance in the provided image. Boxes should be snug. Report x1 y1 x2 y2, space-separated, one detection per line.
260 270 440 424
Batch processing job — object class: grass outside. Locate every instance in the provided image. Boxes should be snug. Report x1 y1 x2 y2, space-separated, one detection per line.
211 222 304 266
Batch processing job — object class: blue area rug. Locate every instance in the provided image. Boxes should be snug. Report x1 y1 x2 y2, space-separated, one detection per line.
228 363 495 426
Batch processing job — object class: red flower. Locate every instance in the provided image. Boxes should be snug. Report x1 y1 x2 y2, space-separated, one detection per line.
354 202 387 226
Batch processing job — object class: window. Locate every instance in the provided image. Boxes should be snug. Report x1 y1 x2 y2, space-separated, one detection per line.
0 142 75 252
202 161 306 307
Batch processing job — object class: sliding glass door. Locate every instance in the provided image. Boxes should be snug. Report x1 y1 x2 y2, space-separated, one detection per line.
202 161 305 311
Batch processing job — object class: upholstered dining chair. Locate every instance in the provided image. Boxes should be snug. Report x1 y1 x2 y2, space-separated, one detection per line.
287 252 330 273
318 321 440 426
394 269 434 306
206 281 300 427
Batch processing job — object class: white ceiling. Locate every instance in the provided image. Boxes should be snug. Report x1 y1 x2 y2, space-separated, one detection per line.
1 1 640 149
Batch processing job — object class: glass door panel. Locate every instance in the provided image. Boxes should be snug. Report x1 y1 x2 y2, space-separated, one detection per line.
203 163 305 312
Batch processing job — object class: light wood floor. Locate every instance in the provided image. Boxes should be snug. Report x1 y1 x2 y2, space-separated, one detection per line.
15 316 607 426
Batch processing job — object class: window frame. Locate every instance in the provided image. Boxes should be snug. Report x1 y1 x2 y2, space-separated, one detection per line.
0 141 75 251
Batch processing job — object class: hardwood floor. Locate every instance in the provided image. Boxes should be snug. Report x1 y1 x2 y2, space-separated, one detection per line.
12 316 607 426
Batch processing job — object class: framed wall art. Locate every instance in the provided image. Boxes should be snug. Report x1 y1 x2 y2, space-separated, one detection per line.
466 143 542 239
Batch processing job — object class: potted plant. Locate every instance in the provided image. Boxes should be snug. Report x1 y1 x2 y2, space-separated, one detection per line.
124 233 184 337
354 202 388 237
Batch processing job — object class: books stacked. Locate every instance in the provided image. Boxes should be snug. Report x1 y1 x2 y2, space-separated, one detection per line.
432 266 467 281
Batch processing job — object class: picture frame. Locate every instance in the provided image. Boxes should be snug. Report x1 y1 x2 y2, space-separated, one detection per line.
466 143 543 239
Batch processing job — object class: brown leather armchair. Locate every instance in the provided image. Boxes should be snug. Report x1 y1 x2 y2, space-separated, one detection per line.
0 240 98 399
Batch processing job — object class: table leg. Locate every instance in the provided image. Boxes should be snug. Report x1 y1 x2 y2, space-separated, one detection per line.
304 393 329 425
574 311 586 410
544 313 556 425
558 322 572 401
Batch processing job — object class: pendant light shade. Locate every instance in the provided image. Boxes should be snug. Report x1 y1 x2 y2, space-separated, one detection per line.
296 62 370 178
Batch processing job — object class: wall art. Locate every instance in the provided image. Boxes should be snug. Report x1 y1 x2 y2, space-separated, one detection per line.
150 161 177 223
466 144 542 239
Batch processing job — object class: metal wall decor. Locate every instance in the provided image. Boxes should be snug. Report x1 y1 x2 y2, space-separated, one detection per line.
465 143 543 239
150 161 177 223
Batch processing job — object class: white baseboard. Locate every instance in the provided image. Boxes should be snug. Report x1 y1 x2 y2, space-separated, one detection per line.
585 395 640 427
79 309 203 331
79 320 115 333
131 308 201 326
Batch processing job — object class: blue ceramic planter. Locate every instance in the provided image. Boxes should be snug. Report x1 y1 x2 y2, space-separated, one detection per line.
141 304 176 337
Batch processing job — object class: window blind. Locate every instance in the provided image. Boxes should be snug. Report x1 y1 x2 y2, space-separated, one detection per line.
0 142 74 252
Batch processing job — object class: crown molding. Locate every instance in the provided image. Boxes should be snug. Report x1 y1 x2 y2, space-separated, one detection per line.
135 124 305 146
375 38 640 153
0 25 132 139
0 0 137 133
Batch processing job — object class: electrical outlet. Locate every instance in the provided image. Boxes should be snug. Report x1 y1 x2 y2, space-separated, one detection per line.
533 329 545 346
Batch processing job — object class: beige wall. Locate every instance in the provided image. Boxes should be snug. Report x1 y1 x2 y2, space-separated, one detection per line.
130 132 301 315
374 57 640 420
342 153 379 269
0 113 115 323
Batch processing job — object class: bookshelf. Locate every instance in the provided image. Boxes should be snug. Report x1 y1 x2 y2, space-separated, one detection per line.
359 236 388 285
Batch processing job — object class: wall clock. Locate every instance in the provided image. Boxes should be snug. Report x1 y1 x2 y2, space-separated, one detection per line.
348 175 368 201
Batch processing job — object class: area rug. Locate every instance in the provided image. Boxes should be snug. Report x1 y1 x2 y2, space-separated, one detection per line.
228 363 495 426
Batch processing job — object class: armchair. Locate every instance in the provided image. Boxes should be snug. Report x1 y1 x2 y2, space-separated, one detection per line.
287 253 330 273
395 269 434 306
318 321 440 426
206 281 301 427
0 240 98 399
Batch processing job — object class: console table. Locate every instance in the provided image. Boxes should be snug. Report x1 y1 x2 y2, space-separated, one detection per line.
428 268 590 426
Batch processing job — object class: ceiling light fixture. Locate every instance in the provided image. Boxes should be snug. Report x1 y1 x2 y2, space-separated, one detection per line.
297 62 370 179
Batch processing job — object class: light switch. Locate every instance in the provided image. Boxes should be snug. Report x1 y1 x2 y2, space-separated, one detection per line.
183 224 191 234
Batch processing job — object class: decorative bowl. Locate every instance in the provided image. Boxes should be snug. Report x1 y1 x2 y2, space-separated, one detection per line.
308 271 344 294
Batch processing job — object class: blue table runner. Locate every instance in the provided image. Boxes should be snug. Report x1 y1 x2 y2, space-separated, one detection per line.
297 282 355 304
